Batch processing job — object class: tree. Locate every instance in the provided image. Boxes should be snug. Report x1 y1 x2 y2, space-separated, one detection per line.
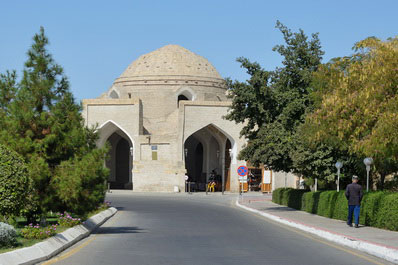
304 37 398 189
226 21 327 176
0 27 108 216
0 144 32 220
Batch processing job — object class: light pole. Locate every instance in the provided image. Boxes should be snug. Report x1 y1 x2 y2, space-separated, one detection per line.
335 161 343 192
363 157 373 192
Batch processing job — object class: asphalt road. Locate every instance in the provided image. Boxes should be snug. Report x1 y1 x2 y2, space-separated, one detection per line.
43 192 392 265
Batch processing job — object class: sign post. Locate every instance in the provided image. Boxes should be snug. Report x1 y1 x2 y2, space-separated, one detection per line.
237 166 249 201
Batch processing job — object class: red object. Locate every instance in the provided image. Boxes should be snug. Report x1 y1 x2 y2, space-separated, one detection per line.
237 166 249 176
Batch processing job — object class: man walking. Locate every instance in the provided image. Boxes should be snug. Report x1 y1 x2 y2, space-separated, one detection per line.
345 175 363 228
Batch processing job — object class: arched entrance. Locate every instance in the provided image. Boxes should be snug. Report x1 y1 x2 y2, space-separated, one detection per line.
105 132 133 189
97 121 134 190
184 124 233 192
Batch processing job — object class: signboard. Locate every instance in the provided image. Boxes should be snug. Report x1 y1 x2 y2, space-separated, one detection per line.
263 170 271 184
239 176 248 183
237 166 248 177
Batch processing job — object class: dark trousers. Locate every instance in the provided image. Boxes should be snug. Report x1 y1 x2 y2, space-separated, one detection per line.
347 205 360 225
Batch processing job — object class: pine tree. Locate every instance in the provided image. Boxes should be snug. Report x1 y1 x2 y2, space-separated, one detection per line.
0 27 108 217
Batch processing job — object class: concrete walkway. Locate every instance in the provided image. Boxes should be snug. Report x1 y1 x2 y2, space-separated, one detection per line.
238 193 398 264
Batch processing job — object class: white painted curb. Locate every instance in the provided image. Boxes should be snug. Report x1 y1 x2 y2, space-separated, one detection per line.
0 207 117 265
236 200 398 264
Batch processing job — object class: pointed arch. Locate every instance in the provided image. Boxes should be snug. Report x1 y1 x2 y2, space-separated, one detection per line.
96 120 135 155
176 86 197 102
109 89 120 99
96 120 134 190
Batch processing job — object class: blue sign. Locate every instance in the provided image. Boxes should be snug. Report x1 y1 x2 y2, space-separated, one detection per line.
237 166 248 177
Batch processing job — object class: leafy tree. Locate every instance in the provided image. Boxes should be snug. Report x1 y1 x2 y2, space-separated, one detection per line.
0 27 108 216
304 37 398 189
226 21 332 178
0 144 32 221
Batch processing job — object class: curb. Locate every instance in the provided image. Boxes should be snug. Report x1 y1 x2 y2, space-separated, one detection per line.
0 207 117 265
236 200 398 264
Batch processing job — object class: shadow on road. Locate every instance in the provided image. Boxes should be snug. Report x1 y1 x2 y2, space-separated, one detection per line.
93 226 145 235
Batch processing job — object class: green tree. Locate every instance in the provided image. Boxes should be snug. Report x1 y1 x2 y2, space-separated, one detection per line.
305 37 398 189
0 27 108 216
0 144 32 221
226 21 332 179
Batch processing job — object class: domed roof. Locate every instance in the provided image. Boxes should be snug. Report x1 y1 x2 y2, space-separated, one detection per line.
114 45 224 86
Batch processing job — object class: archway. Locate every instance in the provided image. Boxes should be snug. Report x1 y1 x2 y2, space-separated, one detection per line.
98 121 134 190
184 124 231 192
224 139 232 191
115 138 130 186
105 132 133 189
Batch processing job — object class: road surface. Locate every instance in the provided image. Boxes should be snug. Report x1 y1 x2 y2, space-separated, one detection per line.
42 192 392 265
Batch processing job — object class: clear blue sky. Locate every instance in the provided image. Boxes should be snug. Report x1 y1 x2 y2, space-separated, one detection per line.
1 0 397 102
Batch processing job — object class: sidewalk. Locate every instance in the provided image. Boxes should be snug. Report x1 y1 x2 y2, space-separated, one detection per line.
237 194 398 264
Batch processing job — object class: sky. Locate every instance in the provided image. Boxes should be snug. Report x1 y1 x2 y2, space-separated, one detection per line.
0 0 397 102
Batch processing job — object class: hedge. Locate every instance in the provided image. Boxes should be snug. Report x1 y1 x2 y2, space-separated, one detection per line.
272 188 398 231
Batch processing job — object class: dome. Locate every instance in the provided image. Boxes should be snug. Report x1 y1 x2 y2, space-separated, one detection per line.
113 45 225 87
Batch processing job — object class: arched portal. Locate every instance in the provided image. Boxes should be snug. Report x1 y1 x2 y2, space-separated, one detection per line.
98 121 134 190
184 124 231 192
115 138 130 186
224 139 232 191
105 132 133 189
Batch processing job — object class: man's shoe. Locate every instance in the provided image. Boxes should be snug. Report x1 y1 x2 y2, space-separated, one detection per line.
355 224 359 228
347 222 353 227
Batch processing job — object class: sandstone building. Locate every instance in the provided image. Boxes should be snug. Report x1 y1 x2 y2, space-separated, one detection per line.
82 45 297 192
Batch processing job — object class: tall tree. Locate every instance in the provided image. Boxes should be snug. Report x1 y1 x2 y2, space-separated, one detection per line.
0 27 108 216
304 37 398 189
226 21 325 174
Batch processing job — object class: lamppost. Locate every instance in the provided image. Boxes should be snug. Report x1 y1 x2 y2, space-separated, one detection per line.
363 157 373 192
335 161 343 192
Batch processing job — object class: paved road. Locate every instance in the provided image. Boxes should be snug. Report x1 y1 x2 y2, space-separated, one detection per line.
43 192 392 265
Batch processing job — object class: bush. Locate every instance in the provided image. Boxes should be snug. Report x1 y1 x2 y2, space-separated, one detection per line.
20 223 58 240
51 148 109 215
376 193 398 231
317 191 339 218
331 191 348 220
0 144 32 218
0 222 18 247
272 188 283 205
301 191 321 213
360 192 385 226
272 188 307 210
57 212 81 227
273 188 398 231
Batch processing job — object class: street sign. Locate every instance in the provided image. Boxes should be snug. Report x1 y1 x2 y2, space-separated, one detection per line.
239 176 248 183
237 166 248 177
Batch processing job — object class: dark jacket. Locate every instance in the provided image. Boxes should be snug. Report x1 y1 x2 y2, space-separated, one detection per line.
345 183 363 206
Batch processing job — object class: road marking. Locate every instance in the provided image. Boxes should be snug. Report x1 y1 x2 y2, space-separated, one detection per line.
239 206 387 265
42 210 123 265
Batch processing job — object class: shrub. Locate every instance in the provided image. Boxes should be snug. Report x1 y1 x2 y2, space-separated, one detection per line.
301 191 321 214
57 212 81 227
50 148 109 215
272 188 307 210
0 144 32 217
273 188 398 231
272 188 283 204
317 191 339 218
376 193 398 231
331 191 348 221
360 192 385 226
0 222 18 247
20 223 58 240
